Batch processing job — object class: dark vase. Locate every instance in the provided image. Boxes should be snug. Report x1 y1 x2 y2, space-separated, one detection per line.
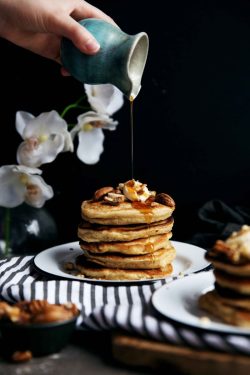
0 203 58 257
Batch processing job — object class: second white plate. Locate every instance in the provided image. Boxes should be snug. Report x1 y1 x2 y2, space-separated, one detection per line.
152 270 250 335
33 240 210 284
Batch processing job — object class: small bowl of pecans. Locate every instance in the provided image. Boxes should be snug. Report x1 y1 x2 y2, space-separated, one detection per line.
0 300 80 361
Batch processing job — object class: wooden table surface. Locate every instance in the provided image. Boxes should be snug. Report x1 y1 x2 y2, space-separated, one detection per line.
1 330 250 375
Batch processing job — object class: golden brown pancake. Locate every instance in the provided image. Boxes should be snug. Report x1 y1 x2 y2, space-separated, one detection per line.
78 217 174 243
198 226 250 327
82 246 176 270
206 253 250 276
81 200 174 225
214 270 250 294
80 232 172 255
75 255 173 280
215 286 250 310
199 290 250 327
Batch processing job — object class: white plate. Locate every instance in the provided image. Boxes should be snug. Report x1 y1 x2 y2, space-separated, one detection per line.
152 270 250 335
33 240 210 284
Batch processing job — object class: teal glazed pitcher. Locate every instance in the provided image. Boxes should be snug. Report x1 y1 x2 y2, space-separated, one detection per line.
61 18 149 99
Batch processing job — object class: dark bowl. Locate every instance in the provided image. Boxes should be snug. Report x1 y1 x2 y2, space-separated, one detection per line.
0 315 78 358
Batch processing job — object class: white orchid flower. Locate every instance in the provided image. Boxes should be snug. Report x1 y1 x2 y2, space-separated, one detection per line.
0 165 53 208
71 84 124 165
71 111 118 165
16 110 74 168
84 84 124 115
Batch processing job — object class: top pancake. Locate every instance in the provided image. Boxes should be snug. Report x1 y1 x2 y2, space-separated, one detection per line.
81 200 174 225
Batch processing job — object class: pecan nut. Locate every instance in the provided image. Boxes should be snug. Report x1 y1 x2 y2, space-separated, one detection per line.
0 302 21 322
93 187 114 201
11 351 32 363
33 305 75 323
155 193 175 208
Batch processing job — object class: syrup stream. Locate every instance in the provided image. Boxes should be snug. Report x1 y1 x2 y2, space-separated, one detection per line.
129 95 134 180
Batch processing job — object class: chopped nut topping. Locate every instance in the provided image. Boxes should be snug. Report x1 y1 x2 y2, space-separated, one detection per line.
91 180 174 207
104 192 125 204
102 197 120 206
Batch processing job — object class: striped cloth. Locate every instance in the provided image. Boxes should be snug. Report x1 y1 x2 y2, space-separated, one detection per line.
1 255 250 355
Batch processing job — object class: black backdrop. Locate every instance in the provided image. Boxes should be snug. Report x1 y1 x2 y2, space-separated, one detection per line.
1 0 250 247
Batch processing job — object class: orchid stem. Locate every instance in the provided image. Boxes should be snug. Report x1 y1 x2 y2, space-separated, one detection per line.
60 95 89 118
3 208 11 257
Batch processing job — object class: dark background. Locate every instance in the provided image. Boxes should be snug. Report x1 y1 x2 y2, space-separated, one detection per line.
1 0 250 249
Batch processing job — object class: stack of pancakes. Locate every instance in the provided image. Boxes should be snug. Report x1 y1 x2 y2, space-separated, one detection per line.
75 180 176 280
199 225 250 327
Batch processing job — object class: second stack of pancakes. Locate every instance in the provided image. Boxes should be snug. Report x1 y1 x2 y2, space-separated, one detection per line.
199 225 250 327
76 180 176 281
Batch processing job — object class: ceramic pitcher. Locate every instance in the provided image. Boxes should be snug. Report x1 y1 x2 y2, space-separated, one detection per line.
61 18 149 99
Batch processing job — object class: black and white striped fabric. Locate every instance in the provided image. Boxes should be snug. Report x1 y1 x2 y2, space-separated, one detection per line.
1 255 250 355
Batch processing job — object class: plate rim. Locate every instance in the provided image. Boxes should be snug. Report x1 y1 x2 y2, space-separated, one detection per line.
151 270 250 336
33 240 210 284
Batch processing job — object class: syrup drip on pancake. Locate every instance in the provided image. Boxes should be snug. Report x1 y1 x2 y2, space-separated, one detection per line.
131 190 155 223
131 201 153 223
145 242 154 252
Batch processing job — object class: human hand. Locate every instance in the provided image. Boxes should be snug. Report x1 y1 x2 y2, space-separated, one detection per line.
0 0 116 67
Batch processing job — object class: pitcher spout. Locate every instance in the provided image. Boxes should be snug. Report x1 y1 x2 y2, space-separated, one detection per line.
126 32 149 99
